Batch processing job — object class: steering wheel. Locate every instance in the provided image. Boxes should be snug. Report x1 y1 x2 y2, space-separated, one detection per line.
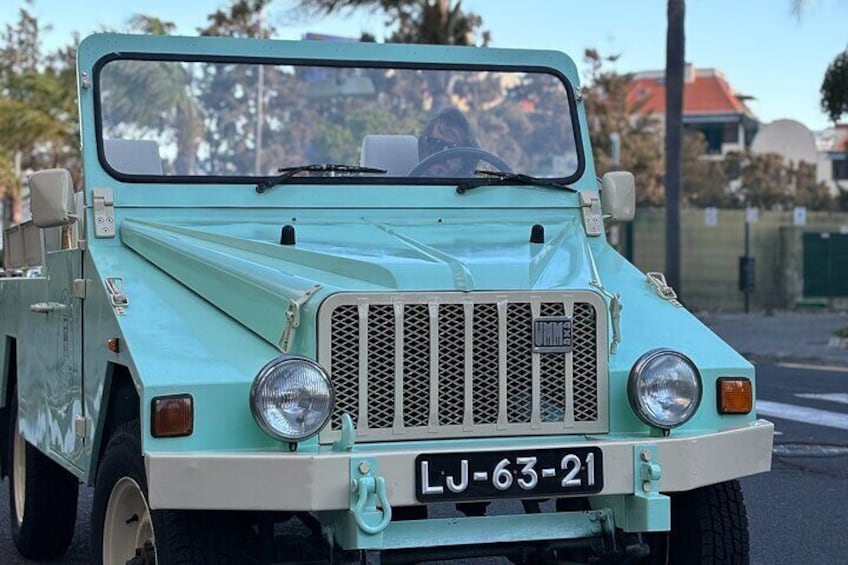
408 146 513 177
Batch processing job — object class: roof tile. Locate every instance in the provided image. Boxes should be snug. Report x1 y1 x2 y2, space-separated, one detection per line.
627 70 751 116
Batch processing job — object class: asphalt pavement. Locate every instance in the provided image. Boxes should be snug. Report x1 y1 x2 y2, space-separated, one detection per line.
741 361 848 564
1 312 846 564
702 311 848 563
697 310 848 365
0 483 92 563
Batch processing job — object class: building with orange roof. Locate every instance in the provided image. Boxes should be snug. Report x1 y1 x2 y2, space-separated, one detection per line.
815 124 848 192
626 65 759 156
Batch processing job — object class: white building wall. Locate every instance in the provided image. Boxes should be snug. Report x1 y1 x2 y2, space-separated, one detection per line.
751 119 817 165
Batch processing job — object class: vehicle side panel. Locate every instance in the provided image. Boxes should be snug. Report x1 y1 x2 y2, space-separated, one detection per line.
82 224 283 482
0 269 86 477
81 247 138 483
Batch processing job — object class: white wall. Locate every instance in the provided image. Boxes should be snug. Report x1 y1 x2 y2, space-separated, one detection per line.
751 119 817 165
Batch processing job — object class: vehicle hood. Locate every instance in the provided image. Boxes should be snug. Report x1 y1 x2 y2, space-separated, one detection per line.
120 216 598 349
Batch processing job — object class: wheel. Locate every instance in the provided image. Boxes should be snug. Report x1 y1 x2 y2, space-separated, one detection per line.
91 420 257 565
408 146 513 177
646 480 750 564
7 389 79 559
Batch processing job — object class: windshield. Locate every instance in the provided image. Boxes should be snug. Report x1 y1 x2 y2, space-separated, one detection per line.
96 56 582 182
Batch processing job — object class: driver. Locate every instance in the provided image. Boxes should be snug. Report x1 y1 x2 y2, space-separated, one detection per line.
417 107 480 176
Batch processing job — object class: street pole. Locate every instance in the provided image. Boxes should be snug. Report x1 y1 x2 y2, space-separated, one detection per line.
610 132 634 260
610 132 621 169
665 0 685 296
744 218 750 313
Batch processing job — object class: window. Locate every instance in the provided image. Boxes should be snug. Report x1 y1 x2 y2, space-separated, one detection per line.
723 121 739 144
97 57 582 182
686 124 723 154
833 156 848 181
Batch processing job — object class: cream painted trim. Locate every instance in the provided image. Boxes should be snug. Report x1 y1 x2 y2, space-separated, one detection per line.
530 299 542 429
145 420 773 511
317 290 609 443
564 298 575 428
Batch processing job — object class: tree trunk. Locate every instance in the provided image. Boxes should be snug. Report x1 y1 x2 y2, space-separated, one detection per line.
665 0 685 296
1 193 9 237
11 150 24 226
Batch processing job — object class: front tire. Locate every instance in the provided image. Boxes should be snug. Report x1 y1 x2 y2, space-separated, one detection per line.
653 480 750 564
7 390 79 560
91 420 257 565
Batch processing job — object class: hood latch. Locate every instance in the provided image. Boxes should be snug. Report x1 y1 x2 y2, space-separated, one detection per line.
646 272 682 307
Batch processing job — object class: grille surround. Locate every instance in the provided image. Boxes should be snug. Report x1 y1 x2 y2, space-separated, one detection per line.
318 291 608 443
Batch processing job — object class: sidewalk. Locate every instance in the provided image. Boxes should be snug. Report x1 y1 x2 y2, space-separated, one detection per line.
697 311 848 365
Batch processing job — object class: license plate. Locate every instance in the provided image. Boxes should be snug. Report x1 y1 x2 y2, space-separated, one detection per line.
415 447 603 502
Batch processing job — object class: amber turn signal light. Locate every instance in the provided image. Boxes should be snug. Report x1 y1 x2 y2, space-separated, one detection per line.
717 378 753 414
151 394 194 438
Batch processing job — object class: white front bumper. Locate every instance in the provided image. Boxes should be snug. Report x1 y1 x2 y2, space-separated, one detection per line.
145 419 773 511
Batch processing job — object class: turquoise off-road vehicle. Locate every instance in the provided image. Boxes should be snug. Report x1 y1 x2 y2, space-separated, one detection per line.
0 33 772 564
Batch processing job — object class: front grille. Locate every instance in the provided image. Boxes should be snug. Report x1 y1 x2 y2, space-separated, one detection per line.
318 292 608 442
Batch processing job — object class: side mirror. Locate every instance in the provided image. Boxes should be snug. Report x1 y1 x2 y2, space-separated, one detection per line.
600 171 635 222
29 169 77 228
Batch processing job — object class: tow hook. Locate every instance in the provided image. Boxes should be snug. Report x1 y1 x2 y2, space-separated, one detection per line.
350 461 392 535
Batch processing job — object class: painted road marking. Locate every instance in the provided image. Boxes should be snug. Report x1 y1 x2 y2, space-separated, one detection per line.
772 443 848 457
757 400 848 431
795 393 848 406
777 362 848 374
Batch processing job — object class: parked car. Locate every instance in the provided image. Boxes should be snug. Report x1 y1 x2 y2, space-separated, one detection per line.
0 33 772 564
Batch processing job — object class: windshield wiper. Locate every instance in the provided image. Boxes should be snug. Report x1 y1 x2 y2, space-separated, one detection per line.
456 170 577 194
255 164 387 193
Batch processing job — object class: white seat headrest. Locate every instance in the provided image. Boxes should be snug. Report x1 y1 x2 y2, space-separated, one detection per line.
360 134 419 176
104 139 163 175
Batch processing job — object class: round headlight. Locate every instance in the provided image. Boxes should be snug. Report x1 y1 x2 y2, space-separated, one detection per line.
250 356 334 441
628 349 701 430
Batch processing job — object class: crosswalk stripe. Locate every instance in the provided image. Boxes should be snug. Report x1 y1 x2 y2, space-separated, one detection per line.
794 393 848 406
757 400 848 431
777 362 848 374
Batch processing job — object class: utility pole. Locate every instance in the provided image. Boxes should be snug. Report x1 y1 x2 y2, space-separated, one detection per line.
665 0 685 295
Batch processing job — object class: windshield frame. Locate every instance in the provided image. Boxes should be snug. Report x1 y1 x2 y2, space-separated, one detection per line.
92 51 586 187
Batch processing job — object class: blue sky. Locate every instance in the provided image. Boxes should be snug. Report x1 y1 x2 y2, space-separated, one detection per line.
3 0 846 130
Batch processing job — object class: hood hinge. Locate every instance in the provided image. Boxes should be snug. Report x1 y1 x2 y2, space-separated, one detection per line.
92 188 116 238
608 293 622 355
580 192 603 237
586 241 623 354
280 284 323 353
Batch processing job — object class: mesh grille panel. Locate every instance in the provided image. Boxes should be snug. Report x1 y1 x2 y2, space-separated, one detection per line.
539 302 567 422
325 295 602 440
438 304 466 425
572 303 598 421
366 305 395 429
472 304 500 425
330 305 359 429
506 303 533 423
403 304 431 428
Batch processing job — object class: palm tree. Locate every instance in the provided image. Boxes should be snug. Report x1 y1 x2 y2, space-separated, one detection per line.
0 95 68 227
296 0 485 46
665 0 685 296
133 16 202 175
